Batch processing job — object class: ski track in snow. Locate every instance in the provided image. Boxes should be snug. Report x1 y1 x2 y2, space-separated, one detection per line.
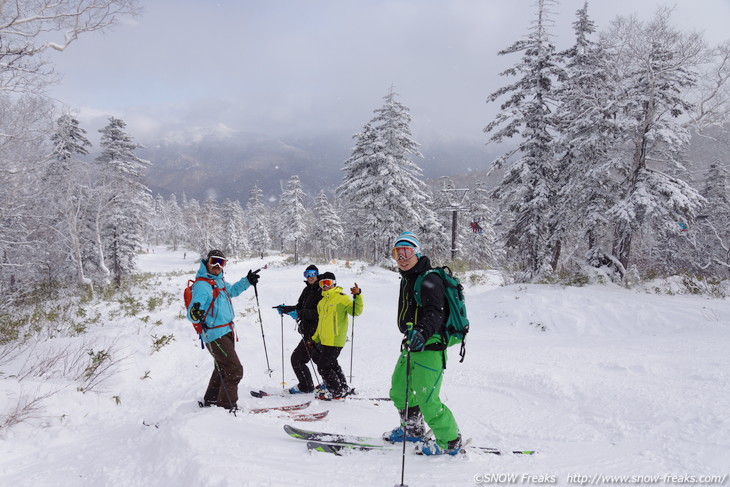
1 247 729 486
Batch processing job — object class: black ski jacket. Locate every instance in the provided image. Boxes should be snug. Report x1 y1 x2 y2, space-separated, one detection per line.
397 256 446 347
295 281 322 341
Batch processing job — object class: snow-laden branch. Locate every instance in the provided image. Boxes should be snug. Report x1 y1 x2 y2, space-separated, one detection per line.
0 0 140 93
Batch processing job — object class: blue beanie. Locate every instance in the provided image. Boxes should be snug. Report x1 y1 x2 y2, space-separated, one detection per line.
394 231 421 257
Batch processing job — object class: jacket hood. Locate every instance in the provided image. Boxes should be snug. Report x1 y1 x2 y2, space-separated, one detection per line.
195 260 225 282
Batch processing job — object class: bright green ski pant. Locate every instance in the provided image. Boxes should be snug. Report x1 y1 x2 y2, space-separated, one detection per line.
389 348 459 447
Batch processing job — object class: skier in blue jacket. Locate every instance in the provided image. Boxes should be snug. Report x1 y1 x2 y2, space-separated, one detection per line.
187 249 260 411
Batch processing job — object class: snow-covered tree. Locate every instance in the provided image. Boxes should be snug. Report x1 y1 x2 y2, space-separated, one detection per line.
693 162 730 275
95 117 152 286
600 9 706 273
0 0 140 95
183 198 203 253
0 95 55 298
485 0 564 279
279 175 308 263
45 114 94 291
222 199 248 258
246 186 271 258
553 1 620 270
338 88 437 262
313 190 344 261
166 194 185 251
200 199 224 252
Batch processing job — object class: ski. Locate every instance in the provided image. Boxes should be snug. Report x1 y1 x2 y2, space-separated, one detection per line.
284 423 383 445
251 389 310 399
199 399 313 415
251 389 391 402
250 401 311 414
289 410 329 422
286 425 536 455
307 440 387 455
144 407 327 428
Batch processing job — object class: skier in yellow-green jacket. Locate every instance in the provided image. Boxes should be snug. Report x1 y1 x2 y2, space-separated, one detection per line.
311 271 363 400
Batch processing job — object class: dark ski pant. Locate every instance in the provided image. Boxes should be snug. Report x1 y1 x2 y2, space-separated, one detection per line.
291 339 321 392
204 332 243 409
389 349 459 448
317 344 347 395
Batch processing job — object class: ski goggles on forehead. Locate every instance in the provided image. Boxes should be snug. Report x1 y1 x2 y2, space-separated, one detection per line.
319 279 336 288
303 270 319 278
209 256 227 268
392 246 417 261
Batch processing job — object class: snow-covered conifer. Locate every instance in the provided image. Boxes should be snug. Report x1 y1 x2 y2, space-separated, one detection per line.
222 199 248 258
313 190 344 261
246 186 271 258
485 0 563 279
279 175 308 263
95 117 152 286
338 88 436 262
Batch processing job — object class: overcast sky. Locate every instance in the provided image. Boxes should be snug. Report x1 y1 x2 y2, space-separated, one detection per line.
46 0 730 146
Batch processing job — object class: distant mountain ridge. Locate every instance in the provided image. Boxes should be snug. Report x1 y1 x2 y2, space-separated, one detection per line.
138 129 497 204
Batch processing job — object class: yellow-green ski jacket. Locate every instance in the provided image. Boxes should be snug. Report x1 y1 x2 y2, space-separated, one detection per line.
312 286 363 347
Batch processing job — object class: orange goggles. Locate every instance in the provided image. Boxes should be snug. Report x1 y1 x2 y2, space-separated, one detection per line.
392 246 416 261
319 279 336 288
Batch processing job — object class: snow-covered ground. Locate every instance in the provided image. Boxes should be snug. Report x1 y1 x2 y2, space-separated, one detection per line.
1 247 729 487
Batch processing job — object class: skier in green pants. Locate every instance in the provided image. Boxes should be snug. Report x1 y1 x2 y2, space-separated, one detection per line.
383 231 462 456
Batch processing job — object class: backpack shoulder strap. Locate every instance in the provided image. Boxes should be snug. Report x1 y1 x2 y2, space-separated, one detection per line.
193 277 223 317
413 269 437 307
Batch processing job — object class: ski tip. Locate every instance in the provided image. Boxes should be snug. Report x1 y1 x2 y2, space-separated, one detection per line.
307 441 342 455
291 410 329 422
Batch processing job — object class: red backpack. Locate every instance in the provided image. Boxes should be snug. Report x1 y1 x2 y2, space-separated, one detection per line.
183 277 220 334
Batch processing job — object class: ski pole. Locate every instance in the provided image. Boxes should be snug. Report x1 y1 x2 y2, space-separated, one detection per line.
396 346 412 487
252 281 273 377
280 312 286 389
297 329 322 387
349 283 360 384
349 297 355 384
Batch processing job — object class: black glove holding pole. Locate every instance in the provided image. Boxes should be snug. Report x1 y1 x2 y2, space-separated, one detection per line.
247 269 260 286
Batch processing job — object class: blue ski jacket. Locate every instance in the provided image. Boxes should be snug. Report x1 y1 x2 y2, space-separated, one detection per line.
187 260 252 343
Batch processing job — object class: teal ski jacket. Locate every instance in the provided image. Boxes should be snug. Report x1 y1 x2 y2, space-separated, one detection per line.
187 261 252 343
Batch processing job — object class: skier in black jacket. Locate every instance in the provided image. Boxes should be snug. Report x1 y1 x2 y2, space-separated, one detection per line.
276 265 323 393
383 231 462 456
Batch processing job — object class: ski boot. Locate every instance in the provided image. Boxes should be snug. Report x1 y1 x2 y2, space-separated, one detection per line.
382 407 426 443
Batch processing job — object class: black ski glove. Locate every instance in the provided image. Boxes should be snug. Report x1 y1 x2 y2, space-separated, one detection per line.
247 269 260 286
190 303 204 322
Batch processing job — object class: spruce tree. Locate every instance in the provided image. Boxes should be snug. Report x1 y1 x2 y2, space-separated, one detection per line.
313 190 344 261
554 2 620 270
95 117 152 286
246 186 271 258
338 88 436 262
279 175 308 264
485 0 563 279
